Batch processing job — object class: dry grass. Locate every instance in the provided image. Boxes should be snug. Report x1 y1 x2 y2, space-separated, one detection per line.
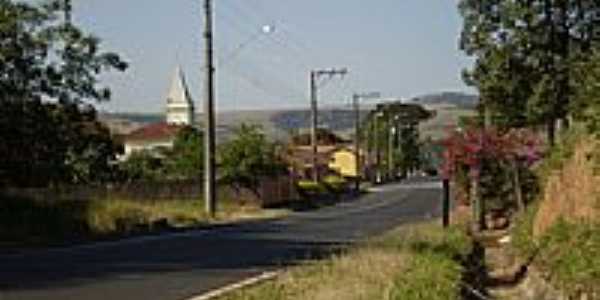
534 138 600 237
512 134 600 299
87 199 288 234
0 197 288 248
220 223 470 300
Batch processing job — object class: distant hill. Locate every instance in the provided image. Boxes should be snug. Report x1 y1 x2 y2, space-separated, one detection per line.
101 92 477 141
409 92 478 109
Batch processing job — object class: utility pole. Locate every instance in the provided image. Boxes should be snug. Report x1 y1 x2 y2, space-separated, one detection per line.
309 68 348 183
203 0 217 217
353 94 360 191
352 92 380 192
375 111 383 184
388 114 395 181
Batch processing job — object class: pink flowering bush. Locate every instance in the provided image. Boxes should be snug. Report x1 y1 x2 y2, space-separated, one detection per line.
442 126 544 210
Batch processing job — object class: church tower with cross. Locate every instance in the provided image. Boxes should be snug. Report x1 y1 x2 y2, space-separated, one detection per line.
166 66 195 126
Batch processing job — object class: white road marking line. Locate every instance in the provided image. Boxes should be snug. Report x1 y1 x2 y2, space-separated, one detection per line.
186 271 280 300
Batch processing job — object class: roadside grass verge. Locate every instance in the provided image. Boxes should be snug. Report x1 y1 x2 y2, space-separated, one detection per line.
512 207 600 299
509 132 600 298
219 222 471 300
0 196 288 249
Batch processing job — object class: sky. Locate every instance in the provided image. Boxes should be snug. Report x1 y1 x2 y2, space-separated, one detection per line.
71 0 474 113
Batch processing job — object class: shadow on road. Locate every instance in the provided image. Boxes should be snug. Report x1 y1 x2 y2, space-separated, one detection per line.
0 228 348 292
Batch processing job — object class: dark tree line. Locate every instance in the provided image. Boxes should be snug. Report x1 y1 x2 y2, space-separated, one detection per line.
0 0 127 187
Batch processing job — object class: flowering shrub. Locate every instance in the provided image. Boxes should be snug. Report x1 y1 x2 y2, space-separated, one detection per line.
441 126 544 209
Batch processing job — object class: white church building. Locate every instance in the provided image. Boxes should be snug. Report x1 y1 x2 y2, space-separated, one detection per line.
122 67 196 158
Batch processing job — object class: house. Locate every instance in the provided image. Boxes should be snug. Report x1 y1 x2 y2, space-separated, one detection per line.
121 66 195 159
328 146 363 178
285 145 338 179
122 122 184 157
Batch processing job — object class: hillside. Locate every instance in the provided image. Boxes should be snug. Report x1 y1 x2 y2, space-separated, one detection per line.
101 92 476 141
408 91 478 109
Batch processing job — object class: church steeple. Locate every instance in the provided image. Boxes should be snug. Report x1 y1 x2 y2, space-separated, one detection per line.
166 66 195 125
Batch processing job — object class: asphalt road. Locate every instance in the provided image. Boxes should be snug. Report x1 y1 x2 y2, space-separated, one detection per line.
0 178 442 300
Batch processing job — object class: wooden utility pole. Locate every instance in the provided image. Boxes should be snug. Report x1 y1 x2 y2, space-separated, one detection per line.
203 0 217 217
353 94 360 192
375 112 382 184
309 68 347 183
310 71 318 183
352 92 380 192
387 114 395 180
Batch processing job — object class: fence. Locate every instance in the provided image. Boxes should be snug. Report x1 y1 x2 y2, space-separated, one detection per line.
1 176 298 207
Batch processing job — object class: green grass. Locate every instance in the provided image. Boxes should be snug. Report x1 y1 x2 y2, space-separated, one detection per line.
511 204 600 299
511 202 541 259
219 223 470 300
536 221 600 298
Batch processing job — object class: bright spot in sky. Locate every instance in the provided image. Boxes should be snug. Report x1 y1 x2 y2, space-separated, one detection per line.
262 25 275 34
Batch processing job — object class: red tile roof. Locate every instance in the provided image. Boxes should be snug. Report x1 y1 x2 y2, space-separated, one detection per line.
124 122 182 142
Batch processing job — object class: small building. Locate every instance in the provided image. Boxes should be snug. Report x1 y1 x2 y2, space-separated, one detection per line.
122 122 184 157
121 66 195 159
328 146 363 178
285 145 338 179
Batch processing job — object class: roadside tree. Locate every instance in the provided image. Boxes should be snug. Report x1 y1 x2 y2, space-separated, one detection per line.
0 0 127 187
219 124 286 194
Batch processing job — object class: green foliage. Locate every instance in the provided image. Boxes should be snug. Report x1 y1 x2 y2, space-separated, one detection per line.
571 50 600 135
0 0 127 104
458 0 600 141
296 180 327 197
397 123 422 176
291 128 346 146
119 127 204 182
0 0 126 187
166 126 203 180
536 127 584 182
322 175 348 193
119 150 166 182
0 101 122 186
512 200 600 298
219 124 285 192
511 202 541 258
363 103 432 176
389 253 463 300
537 221 600 298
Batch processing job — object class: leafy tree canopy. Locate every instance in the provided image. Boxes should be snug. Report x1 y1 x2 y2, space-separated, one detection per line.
291 128 347 146
219 124 286 193
458 0 600 142
0 0 127 187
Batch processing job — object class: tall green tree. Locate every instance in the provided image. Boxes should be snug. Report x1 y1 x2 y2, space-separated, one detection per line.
0 0 126 187
362 103 432 178
458 0 600 143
